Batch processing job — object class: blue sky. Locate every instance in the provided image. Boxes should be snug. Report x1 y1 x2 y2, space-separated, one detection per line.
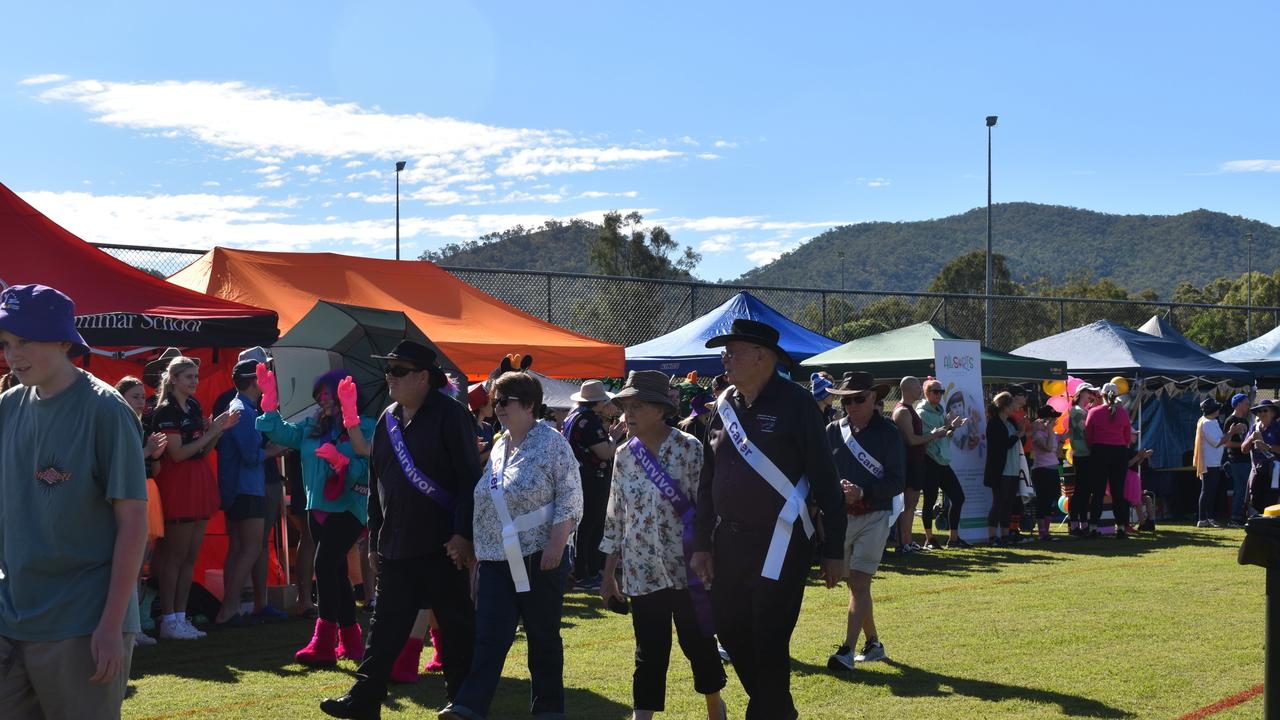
4 2 1279 281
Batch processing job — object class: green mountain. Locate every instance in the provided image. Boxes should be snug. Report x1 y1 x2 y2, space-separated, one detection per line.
736 202 1279 298
420 219 598 273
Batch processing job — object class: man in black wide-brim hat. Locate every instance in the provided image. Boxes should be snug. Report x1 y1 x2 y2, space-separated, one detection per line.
690 319 847 720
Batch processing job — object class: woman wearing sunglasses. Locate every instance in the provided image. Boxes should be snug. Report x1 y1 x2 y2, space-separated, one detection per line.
441 371 583 720
256 367 375 667
916 378 968 548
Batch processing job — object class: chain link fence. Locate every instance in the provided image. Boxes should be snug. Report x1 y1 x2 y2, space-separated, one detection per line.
94 244 1280 353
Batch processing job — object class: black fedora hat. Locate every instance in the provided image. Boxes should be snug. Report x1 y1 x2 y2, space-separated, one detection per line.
705 318 792 368
372 340 447 384
825 371 890 399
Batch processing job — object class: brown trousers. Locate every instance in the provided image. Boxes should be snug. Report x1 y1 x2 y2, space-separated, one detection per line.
0 633 134 720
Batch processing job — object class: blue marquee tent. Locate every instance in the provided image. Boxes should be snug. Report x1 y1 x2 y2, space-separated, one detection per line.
1213 323 1280 380
1136 314 1211 356
1011 320 1253 384
625 291 840 376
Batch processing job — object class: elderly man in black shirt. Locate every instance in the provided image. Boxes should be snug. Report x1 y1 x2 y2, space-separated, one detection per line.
822 372 905 672
321 340 482 720
691 319 846 720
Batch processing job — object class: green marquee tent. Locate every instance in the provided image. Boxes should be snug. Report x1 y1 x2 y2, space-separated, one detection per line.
800 321 1067 381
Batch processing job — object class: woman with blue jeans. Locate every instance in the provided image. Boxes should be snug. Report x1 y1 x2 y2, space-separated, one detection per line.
441 371 583 720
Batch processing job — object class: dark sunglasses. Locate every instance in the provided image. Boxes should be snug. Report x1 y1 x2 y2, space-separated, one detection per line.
926 387 944 395
494 396 524 408
384 365 423 378
841 394 872 406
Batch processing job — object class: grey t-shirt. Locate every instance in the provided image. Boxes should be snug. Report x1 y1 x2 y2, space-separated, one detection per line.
0 369 148 641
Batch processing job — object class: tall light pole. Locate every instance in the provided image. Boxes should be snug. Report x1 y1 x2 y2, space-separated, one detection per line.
395 160 407 260
837 251 846 290
1247 231 1254 340
985 115 998 346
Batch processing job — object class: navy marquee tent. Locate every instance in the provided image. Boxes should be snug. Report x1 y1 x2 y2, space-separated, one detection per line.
1136 314 1212 356
625 291 840 376
1213 324 1280 381
1011 320 1253 385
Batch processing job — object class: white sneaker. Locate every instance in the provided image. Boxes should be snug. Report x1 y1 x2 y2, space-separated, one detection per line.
159 617 200 640
854 640 887 663
182 617 207 638
134 633 158 647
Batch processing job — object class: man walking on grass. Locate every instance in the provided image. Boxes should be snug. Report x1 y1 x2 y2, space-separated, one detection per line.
825 372 905 672
0 284 149 720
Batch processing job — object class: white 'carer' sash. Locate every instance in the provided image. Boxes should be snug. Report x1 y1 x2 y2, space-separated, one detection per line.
715 389 815 580
488 444 554 593
839 421 905 530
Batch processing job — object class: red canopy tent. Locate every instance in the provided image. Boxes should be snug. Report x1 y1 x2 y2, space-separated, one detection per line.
0 181 286 599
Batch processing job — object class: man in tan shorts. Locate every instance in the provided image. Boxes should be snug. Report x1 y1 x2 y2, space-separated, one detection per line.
822 371 905 671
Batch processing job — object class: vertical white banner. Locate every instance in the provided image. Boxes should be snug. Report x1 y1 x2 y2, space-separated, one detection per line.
933 339 989 543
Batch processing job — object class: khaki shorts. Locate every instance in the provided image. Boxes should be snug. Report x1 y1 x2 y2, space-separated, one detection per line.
843 510 892 577
0 633 134 720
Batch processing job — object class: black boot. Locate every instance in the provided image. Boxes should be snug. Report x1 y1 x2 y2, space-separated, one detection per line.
320 688 382 720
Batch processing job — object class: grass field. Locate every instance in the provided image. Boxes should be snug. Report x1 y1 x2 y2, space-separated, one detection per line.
124 523 1265 720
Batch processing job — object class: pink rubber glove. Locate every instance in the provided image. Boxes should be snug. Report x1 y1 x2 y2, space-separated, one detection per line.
316 442 350 500
338 376 359 429
256 363 279 413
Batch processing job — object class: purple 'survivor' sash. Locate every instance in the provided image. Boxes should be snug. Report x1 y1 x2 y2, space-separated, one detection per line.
627 436 715 636
385 408 456 511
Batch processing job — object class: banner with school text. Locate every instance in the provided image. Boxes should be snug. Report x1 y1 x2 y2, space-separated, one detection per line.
933 339 989 542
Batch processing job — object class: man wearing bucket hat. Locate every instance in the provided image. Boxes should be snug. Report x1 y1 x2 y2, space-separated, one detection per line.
321 340 481 719
562 379 618 590
1243 399 1280 518
0 284 149 718
691 318 846 720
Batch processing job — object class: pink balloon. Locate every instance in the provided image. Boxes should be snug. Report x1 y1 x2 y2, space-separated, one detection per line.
1066 376 1084 396
1047 395 1071 414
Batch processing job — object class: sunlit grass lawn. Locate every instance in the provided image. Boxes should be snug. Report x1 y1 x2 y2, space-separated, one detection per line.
124 523 1263 719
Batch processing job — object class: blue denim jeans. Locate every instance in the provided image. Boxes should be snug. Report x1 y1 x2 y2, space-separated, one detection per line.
445 548 570 720
1228 461 1251 521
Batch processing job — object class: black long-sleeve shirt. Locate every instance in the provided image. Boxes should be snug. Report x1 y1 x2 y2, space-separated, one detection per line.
826 413 905 513
694 372 847 560
367 391 482 560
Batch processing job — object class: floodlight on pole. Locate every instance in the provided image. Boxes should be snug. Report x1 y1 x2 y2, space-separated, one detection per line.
985 115 998 346
395 161 407 260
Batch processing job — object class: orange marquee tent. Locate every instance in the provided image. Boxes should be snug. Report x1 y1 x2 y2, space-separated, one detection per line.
168 247 624 379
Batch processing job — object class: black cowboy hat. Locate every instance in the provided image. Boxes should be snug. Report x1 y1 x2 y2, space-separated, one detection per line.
704 318 792 368
825 371 891 400
372 339 448 386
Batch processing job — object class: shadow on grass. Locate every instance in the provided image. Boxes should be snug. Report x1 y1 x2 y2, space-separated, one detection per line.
382 673 630 718
794 657 1134 718
129 618 320 685
808 524 1244 582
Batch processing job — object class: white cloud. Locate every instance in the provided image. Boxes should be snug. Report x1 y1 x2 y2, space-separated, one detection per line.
201 180 221 187
696 153 721 161
865 178 891 187
713 140 738 149
680 136 699 146
36 78 683 196
698 234 736 253
346 169 382 182
1221 160 1280 173
747 249 784 265
296 164 323 175
576 190 639 199
495 147 679 177
19 73 69 86
658 215 845 233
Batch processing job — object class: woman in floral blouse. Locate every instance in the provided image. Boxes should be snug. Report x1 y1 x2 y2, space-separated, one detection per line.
601 371 727 720
441 371 583 720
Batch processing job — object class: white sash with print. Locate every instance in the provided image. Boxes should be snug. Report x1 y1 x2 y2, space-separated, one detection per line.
488 448 554 593
840 421 905 530
716 389 815 580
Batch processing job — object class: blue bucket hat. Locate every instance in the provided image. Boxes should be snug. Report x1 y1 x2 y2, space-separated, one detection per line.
0 284 89 357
